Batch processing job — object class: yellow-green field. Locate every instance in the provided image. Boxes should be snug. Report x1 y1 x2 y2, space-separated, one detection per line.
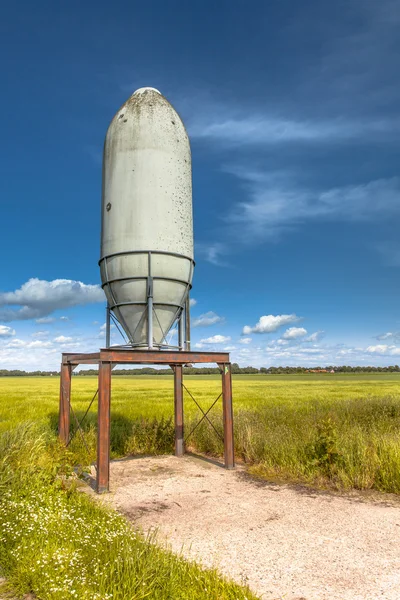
1 373 400 492
2 372 400 429
1 374 400 599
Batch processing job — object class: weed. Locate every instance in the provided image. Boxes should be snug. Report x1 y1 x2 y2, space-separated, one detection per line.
0 425 258 600
308 417 342 476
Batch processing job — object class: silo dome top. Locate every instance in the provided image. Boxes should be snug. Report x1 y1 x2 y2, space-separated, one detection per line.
132 87 161 95
101 85 193 347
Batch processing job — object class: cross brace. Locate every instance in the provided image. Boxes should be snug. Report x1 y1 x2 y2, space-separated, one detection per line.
58 350 234 493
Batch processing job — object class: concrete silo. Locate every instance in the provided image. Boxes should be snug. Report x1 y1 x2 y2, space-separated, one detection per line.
58 87 234 495
99 87 194 348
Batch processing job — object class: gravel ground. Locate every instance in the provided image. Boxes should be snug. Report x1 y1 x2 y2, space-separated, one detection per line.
0 578 33 600
102 454 400 600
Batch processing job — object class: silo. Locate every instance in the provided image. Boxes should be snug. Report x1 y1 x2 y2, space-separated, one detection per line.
99 88 194 348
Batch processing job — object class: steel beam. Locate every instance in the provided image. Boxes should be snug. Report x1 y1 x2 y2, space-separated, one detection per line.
58 363 71 444
220 362 235 469
62 353 101 365
99 349 229 364
97 361 112 493
173 365 184 456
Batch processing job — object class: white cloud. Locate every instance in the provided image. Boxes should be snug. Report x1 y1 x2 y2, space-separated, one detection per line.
366 344 389 354
98 323 115 339
239 337 252 344
227 172 400 241
189 298 197 307
298 347 323 354
224 345 237 351
0 331 102 370
5 339 26 348
282 327 308 340
6 338 53 349
337 348 357 357
192 311 225 328
365 344 400 355
60 316 69 321
54 336 74 343
376 332 395 340
243 314 300 335
31 331 49 338
0 278 104 322
0 325 15 337
28 340 54 349
196 242 228 266
190 113 398 147
265 338 292 349
199 335 231 344
36 317 56 324
306 331 325 342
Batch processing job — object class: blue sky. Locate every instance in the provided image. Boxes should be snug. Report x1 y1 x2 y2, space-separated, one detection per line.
1 0 400 369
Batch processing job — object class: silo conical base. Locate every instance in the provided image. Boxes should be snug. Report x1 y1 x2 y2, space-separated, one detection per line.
100 250 194 348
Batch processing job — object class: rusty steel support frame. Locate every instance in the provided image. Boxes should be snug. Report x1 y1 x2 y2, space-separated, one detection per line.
220 362 234 469
173 364 184 456
58 363 72 445
97 361 112 493
58 349 235 493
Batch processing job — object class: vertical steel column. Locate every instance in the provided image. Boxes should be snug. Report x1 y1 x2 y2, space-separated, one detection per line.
97 361 112 493
221 362 235 469
178 307 185 350
147 293 153 349
105 303 111 348
147 252 154 349
185 295 191 350
58 363 71 444
173 364 184 456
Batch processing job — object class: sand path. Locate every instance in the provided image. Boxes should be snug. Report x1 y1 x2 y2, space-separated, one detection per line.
104 455 400 600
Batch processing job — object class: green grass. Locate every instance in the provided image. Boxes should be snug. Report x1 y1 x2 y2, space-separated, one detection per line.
0 424 257 600
1 373 400 492
2 374 400 598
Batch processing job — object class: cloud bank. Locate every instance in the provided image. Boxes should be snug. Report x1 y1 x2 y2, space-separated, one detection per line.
227 173 400 241
282 327 307 340
0 325 15 337
0 278 105 322
243 314 301 335
192 311 225 328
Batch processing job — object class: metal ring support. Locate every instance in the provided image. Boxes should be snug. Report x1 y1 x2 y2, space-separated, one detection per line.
99 249 195 266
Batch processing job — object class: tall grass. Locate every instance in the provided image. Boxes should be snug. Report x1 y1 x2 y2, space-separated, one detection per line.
1 375 400 492
1 375 400 597
0 424 257 600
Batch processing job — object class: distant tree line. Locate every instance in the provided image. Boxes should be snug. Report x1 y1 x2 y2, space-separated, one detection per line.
1 364 400 376
0 370 59 377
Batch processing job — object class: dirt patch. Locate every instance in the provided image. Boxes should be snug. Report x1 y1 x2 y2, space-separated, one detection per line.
99 455 400 600
0 577 34 600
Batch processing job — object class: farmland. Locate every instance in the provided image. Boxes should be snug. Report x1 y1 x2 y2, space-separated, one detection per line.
2 373 400 492
1 373 400 599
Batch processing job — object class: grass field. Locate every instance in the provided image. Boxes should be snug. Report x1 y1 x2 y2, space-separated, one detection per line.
0 425 257 600
1 373 400 599
1 373 400 492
